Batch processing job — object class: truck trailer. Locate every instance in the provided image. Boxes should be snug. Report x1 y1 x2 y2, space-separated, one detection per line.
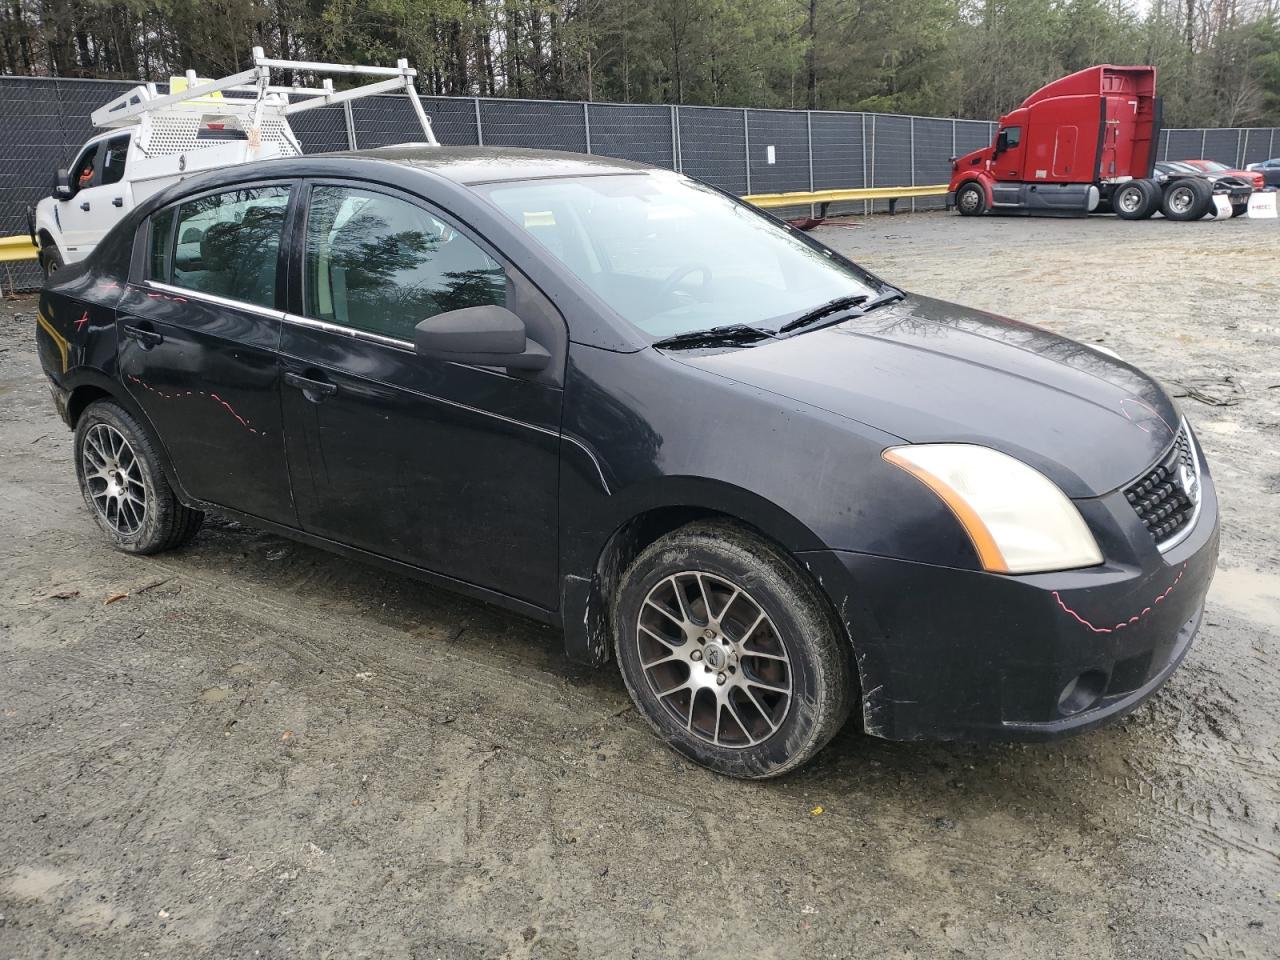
946 65 1232 221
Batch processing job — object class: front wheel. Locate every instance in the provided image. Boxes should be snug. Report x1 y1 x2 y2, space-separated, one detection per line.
954 182 986 217
40 244 64 278
613 522 854 779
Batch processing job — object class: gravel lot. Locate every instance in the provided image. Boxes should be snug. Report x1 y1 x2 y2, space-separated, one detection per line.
1 211 1277 960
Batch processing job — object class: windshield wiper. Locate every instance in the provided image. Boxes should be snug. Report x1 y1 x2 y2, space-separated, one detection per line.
651 323 776 350
775 294 869 335
775 288 907 336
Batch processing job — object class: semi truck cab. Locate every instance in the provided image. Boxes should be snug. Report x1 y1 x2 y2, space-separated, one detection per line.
949 65 1160 217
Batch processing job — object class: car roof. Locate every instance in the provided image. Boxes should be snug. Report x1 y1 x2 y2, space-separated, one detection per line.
312 145 656 185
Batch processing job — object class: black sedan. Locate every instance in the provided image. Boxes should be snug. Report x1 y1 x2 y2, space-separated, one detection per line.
35 147 1219 778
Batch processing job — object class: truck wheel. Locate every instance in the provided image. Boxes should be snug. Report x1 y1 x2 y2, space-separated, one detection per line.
40 245 64 278
1160 178 1212 221
955 182 986 216
1114 180 1159 220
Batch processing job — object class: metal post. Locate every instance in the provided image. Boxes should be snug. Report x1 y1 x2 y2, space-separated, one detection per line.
909 116 916 213
861 113 869 216
743 108 752 194
869 115 876 215
1271 128 1276 159
807 110 815 220
671 105 678 170
474 97 484 145
674 105 682 173
1237 129 1244 168
342 100 357 149
583 102 592 154
1200 128 1207 159
951 119 957 161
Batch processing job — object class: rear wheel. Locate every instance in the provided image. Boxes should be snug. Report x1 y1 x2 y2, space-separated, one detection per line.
74 400 203 554
955 182 986 217
1160 178 1212 221
1114 179 1159 220
613 521 854 779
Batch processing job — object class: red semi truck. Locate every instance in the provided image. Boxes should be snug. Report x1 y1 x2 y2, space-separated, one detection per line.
947 65 1222 221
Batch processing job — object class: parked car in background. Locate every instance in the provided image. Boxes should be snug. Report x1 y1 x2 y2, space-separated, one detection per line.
1245 157 1280 187
1179 159 1265 190
1153 161 1253 218
35 146 1219 778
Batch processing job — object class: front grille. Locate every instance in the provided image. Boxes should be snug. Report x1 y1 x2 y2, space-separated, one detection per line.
1124 426 1200 546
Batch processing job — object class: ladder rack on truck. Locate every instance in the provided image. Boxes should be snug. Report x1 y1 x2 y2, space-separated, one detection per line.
91 46 437 151
29 48 438 274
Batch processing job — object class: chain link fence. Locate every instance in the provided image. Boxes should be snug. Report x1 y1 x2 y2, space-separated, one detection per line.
5 74 1279 290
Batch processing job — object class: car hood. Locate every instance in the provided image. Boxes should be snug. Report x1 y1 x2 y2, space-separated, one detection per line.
674 294 1180 498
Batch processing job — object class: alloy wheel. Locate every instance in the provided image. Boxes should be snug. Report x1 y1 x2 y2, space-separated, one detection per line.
82 423 147 535
636 571 793 748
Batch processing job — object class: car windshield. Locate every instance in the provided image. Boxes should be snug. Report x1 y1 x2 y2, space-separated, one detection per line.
1199 160 1229 171
478 172 878 339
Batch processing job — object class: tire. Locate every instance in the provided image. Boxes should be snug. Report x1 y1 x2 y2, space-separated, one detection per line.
74 400 203 554
1114 179 1159 220
613 521 854 779
1160 178 1212 221
954 182 986 217
40 244 64 279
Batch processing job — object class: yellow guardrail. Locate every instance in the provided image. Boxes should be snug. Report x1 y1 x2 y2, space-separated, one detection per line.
744 183 950 212
1 235 39 263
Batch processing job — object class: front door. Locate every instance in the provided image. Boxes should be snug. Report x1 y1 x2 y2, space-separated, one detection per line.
61 134 133 260
118 182 296 525
278 182 563 607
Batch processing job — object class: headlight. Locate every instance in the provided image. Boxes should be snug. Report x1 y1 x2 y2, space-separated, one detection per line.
883 444 1103 574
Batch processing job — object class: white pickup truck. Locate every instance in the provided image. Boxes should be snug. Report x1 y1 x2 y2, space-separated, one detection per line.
29 48 437 276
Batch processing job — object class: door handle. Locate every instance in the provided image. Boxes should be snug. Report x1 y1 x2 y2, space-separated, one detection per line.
122 324 163 349
285 371 338 401
112 197 123 207
80 201 90 211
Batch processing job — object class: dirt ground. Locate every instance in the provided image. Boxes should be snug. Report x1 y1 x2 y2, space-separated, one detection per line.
1 212 1278 960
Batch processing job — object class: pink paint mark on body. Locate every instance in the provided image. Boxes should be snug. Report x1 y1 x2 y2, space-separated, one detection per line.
127 374 263 436
1051 563 1187 634
1120 396 1176 437
75 311 89 330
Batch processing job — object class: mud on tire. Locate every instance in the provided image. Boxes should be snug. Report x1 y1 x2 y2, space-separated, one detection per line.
74 399 203 555
612 520 854 779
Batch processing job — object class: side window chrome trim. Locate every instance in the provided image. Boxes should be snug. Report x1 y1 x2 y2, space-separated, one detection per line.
281 311 415 352
147 280 285 320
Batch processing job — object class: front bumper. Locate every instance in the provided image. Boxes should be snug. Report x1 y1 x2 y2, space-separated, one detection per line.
800 466 1220 742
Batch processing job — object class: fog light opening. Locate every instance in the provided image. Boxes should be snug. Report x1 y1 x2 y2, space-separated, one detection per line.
1057 670 1108 717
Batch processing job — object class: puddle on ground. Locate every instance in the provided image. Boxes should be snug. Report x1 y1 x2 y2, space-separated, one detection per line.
1209 566 1280 629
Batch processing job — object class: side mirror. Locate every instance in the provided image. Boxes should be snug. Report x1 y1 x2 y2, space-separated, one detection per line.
53 169 74 200
414 304 550 371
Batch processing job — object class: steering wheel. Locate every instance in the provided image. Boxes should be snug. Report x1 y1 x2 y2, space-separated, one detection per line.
659 263 712 300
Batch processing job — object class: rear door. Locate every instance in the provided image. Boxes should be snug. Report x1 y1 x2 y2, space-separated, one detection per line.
277 181 564 607
117 181 297 525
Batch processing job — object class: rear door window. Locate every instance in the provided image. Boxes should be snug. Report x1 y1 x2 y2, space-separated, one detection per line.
167 185 291 310
302 185 507 342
